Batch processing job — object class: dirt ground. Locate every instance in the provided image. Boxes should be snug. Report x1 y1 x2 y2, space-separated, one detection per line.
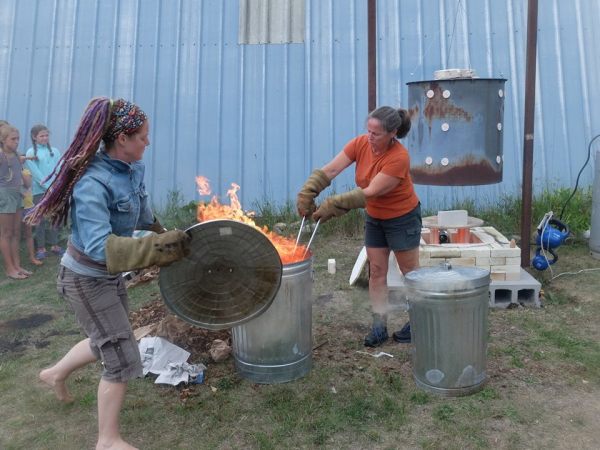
122 236 600 449
1 234 599 449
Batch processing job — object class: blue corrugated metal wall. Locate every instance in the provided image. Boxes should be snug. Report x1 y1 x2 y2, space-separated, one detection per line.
1 0 599 211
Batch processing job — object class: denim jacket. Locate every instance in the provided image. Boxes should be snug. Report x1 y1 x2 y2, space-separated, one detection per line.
61 150 154 276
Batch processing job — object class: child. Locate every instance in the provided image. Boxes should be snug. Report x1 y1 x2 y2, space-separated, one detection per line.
21 168 43 265
24 124 63 259
0 124 31 279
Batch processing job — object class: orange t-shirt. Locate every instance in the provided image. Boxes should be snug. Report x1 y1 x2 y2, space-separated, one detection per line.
343 134 419 220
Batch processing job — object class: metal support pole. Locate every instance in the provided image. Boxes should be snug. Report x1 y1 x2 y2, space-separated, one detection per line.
520 0 539 268
368 0 377 112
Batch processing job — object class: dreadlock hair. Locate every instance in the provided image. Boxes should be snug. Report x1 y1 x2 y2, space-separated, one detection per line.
25 97 145 227
30 124 54 158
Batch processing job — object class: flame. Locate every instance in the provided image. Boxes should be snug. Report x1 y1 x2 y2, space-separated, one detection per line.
195 176 211 196
196 177 309 264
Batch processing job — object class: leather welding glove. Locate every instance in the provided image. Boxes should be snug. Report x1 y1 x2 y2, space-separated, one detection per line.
313 188 366 223
105 230 191 274
296 169 331 218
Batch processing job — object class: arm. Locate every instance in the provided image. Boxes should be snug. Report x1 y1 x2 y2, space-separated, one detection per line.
296 151 354 218
362 172 401 199
24 150 47 187
71 176 113 262
22 169 32 189
321 150 353 181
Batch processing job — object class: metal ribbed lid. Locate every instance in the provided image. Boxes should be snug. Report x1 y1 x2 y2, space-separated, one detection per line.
405 262 490 292
159 220 282 330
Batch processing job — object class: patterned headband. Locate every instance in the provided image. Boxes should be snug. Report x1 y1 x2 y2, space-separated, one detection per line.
103 98 147 142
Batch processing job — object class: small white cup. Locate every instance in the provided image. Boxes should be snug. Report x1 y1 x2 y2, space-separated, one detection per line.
327 258 336 274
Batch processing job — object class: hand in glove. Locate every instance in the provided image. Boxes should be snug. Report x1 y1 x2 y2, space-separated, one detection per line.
147 216 167 234
313 188 366 223
105 230 191 274
296 169 331 218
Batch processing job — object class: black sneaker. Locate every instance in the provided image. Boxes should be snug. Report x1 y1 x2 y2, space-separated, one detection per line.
364 326 389 347
392 322 411 343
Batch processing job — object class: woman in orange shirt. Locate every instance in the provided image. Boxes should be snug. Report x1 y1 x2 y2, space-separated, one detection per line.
297 106 421 347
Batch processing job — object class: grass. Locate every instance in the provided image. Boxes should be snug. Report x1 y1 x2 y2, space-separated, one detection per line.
1 187 599 448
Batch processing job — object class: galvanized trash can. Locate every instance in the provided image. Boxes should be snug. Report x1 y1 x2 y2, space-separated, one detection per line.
231 257 313 383
406 263 490 396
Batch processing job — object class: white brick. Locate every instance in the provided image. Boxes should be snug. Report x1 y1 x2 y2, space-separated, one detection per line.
491 248 521 258
472 230 495 244
491 264 521 273
490 271 506 281
476 256 506 266
429 247 462 258
505 257 521 266
460 247 491 258
483 226 510 244
445 257 476 266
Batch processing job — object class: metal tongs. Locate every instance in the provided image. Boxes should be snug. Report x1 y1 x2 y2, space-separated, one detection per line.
293 216 321 258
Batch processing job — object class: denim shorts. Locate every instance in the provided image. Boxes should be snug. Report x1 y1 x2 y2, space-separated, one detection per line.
365 203 422 251
0 187 22 213
57 266 142 382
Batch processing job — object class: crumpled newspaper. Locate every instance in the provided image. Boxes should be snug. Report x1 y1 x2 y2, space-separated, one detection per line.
139 336 206 385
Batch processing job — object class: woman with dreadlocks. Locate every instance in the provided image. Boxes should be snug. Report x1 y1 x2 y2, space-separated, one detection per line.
28 97 190 450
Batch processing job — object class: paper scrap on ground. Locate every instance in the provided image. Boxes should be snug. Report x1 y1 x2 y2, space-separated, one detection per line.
356 351 394 358
139 336 206 385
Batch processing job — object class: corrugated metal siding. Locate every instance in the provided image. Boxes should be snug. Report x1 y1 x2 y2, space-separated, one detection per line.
239 0 305 44
1 0 599 211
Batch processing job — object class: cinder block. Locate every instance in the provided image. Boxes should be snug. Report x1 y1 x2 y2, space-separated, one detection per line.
505 257 521 265
489 268 541 308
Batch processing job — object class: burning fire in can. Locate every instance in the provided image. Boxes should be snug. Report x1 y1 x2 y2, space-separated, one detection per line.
195 176 309 264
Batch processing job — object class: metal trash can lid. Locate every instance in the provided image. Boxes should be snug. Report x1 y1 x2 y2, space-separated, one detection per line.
405 262 490 292
159 219 282 330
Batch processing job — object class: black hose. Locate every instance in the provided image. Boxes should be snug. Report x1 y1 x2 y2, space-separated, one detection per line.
559 133 600 220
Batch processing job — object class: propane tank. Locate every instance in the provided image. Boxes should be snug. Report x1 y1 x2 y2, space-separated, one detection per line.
590 145 600 259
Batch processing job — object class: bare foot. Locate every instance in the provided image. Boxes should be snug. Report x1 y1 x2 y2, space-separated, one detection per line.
7 271 27 280
96 438 139 450
30 258 44 266
39 368 74 403
18 268 33 276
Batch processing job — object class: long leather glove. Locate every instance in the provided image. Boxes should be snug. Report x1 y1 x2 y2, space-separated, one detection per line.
296 169 331 218
105 230 191 274
313 188 366 223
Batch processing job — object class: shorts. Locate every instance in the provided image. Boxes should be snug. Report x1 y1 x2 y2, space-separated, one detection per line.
365 203 422 251
0 187 23 213
57 266 142 382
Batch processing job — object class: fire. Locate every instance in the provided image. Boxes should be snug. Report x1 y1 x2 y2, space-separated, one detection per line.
195 177 309 264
